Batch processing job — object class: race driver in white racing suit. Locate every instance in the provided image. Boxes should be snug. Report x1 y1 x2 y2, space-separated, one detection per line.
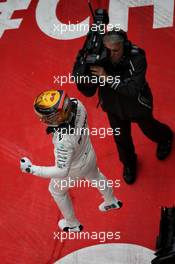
20 89 122 232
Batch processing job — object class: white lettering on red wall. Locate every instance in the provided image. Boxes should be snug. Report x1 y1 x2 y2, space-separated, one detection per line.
0 0 174 39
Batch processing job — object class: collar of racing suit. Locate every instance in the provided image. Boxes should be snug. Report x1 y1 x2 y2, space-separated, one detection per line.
46 99 78 135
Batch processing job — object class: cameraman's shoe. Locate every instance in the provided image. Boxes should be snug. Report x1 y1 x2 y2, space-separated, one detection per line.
156 132 173 160
58 219 83 232
123 157 137 184
99 199 123 212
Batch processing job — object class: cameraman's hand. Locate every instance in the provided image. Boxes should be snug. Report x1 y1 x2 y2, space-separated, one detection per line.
20 157 33 173
90 66 107 79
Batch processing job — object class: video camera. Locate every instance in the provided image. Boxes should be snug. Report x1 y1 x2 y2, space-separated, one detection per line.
72 1 109 87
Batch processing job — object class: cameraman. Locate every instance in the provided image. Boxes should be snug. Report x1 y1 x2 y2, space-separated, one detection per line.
78 29 173 184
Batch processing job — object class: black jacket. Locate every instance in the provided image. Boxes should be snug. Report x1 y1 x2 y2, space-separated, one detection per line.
77 45 153 120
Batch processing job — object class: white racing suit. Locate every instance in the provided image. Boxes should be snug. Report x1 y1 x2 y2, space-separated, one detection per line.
31 99 117 226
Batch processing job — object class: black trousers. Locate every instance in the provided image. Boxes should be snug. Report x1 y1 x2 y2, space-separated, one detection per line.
107 113 172 166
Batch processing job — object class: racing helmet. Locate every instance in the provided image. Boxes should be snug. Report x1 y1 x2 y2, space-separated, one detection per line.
34 90 71 126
